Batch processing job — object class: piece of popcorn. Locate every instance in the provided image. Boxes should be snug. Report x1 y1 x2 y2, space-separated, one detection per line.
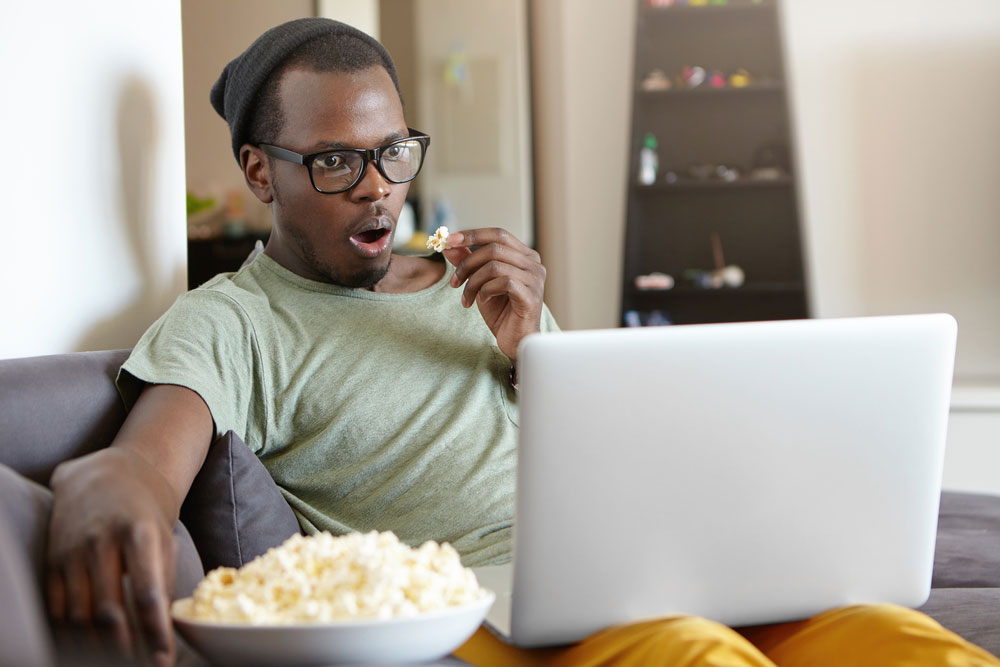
426 226 450 252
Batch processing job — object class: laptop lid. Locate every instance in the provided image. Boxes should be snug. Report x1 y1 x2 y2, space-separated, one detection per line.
497 314 956 648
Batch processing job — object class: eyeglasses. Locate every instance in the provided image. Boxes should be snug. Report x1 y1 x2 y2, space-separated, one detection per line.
259 129 431 194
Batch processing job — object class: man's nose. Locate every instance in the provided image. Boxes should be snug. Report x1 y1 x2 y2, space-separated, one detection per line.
350 161 391 201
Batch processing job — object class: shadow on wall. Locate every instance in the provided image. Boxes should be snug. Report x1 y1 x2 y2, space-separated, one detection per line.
76 75 187 353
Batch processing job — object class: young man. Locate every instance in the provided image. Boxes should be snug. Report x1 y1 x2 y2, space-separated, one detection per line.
45 18 998 667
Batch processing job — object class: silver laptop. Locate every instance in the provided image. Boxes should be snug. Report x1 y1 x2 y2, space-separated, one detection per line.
474 313 957 648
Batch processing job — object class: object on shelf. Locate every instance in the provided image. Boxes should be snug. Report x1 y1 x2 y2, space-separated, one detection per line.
752 141 790 170
749 141 790 181
640 68 672 91
688 163 716 181
710 231 745 287
635 272 675 291
664 170 680 184
624 310 674 327
433 197 458 230
708 70 727 88
716 165 740 182
680 65 706 88
187 191 215 217
685 269 722 289
729 68 752 87
684 232 746 289
639 133 660 185
749 166 787 181
646 310 674 326
684 266 745 289
222 190 249 238
647 0 769 8
676 163 743 184
187 190 224 240
393 201 416 249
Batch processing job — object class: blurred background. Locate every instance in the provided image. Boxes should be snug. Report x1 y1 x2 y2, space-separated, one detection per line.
1 0 998 492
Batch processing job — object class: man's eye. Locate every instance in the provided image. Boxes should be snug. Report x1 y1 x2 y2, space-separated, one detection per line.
315 153 346 169
384 144 409 161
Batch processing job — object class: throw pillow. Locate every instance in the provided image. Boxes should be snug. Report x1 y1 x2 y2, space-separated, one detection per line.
180 430 301 572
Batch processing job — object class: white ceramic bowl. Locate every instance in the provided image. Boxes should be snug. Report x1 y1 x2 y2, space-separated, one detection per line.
172 591 494 666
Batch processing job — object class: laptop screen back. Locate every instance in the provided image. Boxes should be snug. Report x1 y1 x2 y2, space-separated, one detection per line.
508 314 956 647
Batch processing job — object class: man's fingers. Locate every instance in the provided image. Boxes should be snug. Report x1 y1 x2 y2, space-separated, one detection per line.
123 521 174 664
473 275 536 308
88 535 133 656
63 559 93 625
442 245 471 271
447 227 535 256
461 263 534 308
451 243 542 290
47 570 68 621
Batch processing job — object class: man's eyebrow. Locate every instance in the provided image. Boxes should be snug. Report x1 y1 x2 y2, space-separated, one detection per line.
312 130 409 152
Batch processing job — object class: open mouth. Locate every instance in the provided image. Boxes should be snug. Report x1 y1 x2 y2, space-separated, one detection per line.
349 226 393 258
354 228 389 244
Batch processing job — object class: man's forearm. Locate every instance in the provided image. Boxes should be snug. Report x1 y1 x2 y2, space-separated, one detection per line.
108 382 215 510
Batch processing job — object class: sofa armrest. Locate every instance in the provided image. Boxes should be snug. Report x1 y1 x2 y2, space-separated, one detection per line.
0 349 131 485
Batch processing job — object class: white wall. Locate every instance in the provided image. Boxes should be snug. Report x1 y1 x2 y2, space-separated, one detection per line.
0 0 187 358
780 1 1000 496
317 0 380 38
781 0 1000 383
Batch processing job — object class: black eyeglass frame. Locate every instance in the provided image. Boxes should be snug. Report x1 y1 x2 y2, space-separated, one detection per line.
258 128 431 195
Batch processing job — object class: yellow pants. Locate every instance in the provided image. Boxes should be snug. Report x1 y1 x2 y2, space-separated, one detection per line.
454 604 1000 666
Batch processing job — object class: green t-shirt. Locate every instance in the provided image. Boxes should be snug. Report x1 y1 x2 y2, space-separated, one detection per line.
118 253 557 566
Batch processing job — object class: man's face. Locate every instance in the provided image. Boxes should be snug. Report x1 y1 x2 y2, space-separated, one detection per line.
265 66 410 287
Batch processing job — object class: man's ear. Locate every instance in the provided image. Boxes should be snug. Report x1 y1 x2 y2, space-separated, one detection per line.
242 144 274 204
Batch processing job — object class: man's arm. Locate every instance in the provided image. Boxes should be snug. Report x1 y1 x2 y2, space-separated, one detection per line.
46 383 213 666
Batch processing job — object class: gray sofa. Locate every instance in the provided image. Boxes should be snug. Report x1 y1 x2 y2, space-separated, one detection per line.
1 349 998 665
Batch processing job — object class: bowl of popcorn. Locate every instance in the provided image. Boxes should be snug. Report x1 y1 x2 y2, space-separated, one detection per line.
172 531 494 666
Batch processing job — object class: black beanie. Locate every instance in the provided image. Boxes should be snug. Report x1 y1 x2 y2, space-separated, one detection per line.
210 17 399 164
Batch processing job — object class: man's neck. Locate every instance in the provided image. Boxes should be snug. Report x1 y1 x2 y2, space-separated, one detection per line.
370 254 446 293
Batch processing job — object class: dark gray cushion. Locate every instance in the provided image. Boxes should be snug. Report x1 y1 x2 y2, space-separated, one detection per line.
172 522 206 601
0 510 54 667
0 349 131 485
0 461 202 603
932 491 1000 589
919 587 1000 658
0 465 54 667
0 464 51 593
179 430 301 572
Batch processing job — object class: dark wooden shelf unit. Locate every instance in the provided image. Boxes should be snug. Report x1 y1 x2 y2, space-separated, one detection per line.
621 0 808 326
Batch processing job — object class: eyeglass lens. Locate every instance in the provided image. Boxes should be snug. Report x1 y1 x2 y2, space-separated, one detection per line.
310 138 426 193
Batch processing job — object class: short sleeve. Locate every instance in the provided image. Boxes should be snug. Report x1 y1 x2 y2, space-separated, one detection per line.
116 289 266 448
539 303 560 334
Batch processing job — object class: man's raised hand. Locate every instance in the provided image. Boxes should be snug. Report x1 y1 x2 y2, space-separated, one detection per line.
442 227 546 361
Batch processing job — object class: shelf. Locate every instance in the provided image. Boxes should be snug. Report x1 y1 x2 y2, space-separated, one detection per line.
638 82 784 97
641 3 775 17
622 0 806 326
631 283 805 297
635 176 792 191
